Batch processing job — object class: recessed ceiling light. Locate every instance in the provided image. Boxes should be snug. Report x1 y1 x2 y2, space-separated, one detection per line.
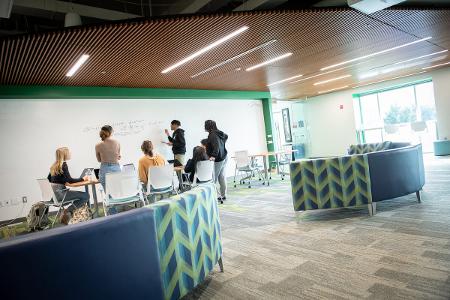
313 74 351 86
190 40 276 78
66 54 89 77
246 53 292 72
162 26 249 74
318 85 349 94
320 36 432 71
422 61 450 70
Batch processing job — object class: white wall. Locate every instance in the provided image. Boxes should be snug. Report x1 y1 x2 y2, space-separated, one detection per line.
0 99 266 221
303 67 450 157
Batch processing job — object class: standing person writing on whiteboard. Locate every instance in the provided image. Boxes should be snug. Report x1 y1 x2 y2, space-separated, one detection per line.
163 120 186 165
204 120 229 202
95 125 121 189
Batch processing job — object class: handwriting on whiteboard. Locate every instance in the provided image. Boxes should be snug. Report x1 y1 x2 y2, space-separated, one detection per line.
82 120 164 136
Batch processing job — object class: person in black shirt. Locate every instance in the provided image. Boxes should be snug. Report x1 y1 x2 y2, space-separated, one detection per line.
204 120 229 201
164 120 186 165
48 147 90 224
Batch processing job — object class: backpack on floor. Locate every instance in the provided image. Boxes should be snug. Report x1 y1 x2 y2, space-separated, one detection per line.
27 202 49 231
68 204 93 225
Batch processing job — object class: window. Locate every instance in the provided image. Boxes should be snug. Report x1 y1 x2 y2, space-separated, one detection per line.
355 80 437 152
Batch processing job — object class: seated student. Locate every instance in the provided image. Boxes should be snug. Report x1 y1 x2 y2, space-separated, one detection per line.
200 138 208 149
184 146 209 183
47 147 90 225
138 140 165 189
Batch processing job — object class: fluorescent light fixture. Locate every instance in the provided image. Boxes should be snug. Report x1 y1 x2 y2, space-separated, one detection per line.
66 54 89 77
191 40 276 78
162 26 249 74
318 85 349 94
267 73 303 87
246 53 292 71
422 61 450 70
320 36 432 71
393 49 448 65
353 71 427 89
313 74 351 85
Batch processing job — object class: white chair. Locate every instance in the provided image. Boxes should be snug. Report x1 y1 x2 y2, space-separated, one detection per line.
103 171 145 216
277 145 293 180
36 179 81 227
233 150 263 188
147 164 175 202
193 160 215 185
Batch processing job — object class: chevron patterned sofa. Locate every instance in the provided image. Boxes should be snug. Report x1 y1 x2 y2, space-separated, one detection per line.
290 143 425 215
0 184 222 300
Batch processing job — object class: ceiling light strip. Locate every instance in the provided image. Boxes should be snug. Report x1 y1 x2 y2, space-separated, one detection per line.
246 52 292 71
318 85 349 94
191 40 276 78
162 26 249 74
320 36 432 71
353 71 427 89
393 49 448 65
313 74 351 86
66 54 89 77
267 73 303 87
422 61 450 70
288 68 346 85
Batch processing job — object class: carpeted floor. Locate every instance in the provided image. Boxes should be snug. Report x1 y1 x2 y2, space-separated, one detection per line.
184 154 450 299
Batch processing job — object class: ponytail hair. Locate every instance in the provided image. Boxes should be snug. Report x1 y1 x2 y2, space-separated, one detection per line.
141 140 154 157
99 125 113 141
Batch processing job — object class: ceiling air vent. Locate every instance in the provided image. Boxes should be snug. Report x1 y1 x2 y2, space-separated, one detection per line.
347 0 406 14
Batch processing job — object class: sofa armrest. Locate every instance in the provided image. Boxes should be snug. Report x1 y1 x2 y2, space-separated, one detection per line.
367 145 425 202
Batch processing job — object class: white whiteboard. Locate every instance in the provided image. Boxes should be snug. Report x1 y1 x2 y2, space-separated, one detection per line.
0 99 266 221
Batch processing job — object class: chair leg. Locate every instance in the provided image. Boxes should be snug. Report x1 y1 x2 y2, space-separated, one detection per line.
416 191 421 203
372 202 376 215
218 257 224 272
51 206 63 227
368 203 373 216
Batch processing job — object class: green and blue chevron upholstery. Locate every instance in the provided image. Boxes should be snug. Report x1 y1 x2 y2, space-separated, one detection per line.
290 155 372 211
348 141 392 155
147 184 222 300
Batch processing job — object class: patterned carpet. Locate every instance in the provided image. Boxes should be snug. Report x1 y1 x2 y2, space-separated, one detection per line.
184 154 450 299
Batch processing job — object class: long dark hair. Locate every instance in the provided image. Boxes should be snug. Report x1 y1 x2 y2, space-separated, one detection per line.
204 120 218 132
192 146 208 162
141 140 154 157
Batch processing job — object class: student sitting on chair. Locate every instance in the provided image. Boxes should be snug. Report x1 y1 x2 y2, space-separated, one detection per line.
138 140 165 190
184 146 209 183
47 147 90 225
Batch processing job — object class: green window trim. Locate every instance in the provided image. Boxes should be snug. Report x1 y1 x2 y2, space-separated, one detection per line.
352 78 432 98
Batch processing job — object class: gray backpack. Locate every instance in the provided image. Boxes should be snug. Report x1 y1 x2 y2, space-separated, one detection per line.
27 202 49 231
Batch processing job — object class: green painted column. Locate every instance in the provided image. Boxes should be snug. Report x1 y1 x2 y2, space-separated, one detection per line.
262 98 276 169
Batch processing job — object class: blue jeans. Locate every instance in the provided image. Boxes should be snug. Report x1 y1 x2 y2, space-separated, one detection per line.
99 163 121 190
54 189 89 213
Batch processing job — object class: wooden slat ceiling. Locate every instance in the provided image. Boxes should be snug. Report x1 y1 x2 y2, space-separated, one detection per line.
0 8 449 99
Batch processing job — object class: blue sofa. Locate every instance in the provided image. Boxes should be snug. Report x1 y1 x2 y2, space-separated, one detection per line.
290 142 425 215
0 184 222 300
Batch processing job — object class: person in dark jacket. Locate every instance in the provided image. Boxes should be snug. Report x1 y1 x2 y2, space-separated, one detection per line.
184 146 209 183
164 120 186 165
48 147 90 224
204 120 229 201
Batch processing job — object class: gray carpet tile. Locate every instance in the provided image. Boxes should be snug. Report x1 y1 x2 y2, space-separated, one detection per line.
184 154 450 299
